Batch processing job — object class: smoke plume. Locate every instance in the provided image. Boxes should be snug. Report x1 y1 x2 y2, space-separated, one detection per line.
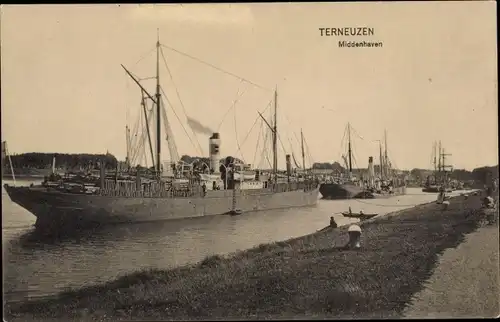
187 117 214 136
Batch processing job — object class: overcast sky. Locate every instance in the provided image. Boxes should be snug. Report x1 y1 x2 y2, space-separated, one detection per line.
1 2 497 170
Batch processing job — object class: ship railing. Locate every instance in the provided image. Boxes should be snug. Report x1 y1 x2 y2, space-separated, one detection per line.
265 181 318 193
97 179 317 198
99 179 204 198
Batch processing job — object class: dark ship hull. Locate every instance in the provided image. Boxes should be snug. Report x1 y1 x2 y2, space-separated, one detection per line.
319 183 372 200
4 183 319 234
422 185 440 193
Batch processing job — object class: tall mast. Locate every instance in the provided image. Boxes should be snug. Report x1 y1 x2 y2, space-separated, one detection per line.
438 140 442 172
155 29 161 178
379 140 383 179
433 141 437 172
384 129 388 177
272 87 278 183
347 123 353 175
125 125 130 168
441 147 452 185
300 129 306 172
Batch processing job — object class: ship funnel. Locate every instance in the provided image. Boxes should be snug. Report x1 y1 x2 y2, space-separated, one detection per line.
209 133 221 173
286 154 292 177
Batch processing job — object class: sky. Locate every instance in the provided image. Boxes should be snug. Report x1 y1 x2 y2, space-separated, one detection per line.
1 2 498 171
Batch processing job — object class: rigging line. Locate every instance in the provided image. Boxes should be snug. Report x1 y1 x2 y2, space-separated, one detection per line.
259 121 271 169
236 104 272 156
350 125 365 141
125 77 131 127
252 119 265 167
160 43 271 92
216 85 248 131
130 106 147 161
233 84 245 162
236 98 273 153
132 109 152 165
133 46 157 66
160 86 202 155
277 132 288 161
137 108 155 165
160 47 203 154
283 111 302 147
301 132 313 167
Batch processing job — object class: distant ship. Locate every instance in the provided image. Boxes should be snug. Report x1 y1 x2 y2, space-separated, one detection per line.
4 34 319 234
422 141 453 193
319 125 406 199
319 123 369 199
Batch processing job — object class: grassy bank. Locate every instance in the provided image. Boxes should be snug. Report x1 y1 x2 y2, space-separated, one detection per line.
5 192 489 320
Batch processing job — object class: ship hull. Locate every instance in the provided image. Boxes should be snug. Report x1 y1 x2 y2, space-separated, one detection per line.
422 186 440 193
3 184 319 234
319 183 370 199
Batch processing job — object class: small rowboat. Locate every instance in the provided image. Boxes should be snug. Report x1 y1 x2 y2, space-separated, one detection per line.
341 212 378 220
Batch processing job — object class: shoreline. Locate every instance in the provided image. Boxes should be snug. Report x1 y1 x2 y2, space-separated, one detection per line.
5 191 495 320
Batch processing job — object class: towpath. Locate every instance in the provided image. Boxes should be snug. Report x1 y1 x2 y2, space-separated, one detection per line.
403 225 499 318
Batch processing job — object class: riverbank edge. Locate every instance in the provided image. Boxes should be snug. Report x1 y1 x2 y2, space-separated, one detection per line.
5 191 489 320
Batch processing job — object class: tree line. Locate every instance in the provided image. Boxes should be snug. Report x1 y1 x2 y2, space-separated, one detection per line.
312 161 498 184
2 153 245 172
3 152 118 170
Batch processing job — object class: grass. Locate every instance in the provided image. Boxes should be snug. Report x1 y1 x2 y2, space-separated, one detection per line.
5 192 489 320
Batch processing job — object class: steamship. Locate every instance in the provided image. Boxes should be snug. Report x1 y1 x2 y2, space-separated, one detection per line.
319 125 406 200
4 35 319 233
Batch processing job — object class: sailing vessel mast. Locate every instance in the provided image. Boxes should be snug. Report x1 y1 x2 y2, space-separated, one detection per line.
433 141 437 172
441 146 452 186
347 123 353 178
272 88 278 183
125 125 131 168
378 140 383 180
384 129 389 178
438 141 442 173
300 129 306 172
155 30 162 178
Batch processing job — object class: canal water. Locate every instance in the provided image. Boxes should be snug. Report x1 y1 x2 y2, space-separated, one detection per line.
2 179 457 302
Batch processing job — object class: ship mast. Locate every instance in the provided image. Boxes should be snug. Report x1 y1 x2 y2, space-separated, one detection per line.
378 140 383 179
141 90 156 168
155 29 162 178
433 141 437 172
347 123 353 178
300 128 306 172
384 129 389 178
272 87 278 183
441 146 452 186
438 140 442 173
125 125 131 168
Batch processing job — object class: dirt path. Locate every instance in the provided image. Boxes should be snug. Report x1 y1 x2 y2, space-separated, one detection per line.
403 225 500 318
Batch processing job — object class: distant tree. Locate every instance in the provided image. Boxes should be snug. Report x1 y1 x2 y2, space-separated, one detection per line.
6 152 118 171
